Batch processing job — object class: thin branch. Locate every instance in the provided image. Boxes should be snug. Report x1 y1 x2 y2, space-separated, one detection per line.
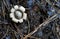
23 14 58 39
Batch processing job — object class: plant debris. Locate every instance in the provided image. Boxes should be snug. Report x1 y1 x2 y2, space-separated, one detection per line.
0 0 60 39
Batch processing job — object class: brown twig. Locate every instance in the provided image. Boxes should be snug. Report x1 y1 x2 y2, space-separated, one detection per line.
23 14 58 39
